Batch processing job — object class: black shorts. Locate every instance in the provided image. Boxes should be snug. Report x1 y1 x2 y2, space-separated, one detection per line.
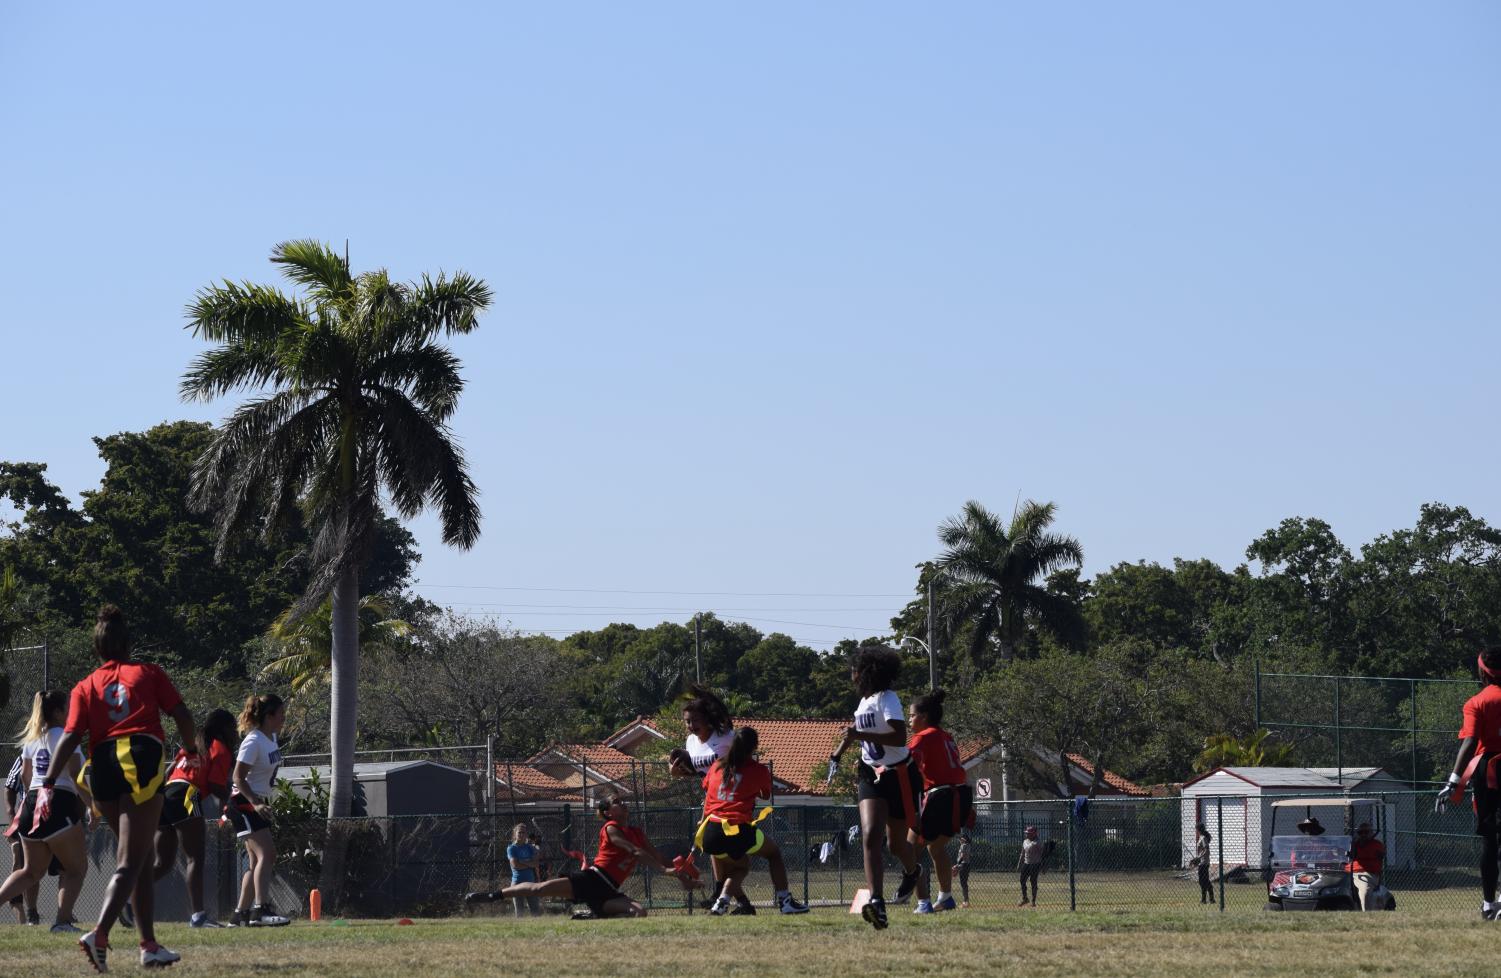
568 867 625 914
228 793 272 838
701 820 765 861
89 736 165 806
918 784 973 843
18 789 84 842
158 781 204 828
856 758 920 830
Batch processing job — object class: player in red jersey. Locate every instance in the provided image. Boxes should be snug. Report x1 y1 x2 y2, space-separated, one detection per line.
466 795 691 917
42 606 197 972
153 707 237 928
904 690 972 914
697 727 808 916
1435 645 1501 920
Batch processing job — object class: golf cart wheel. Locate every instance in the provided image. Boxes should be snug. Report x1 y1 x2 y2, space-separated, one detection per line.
1264 901 1283 912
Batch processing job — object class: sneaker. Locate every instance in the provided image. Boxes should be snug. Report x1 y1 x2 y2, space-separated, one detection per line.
1017 898 1030 907
118 902 135 930
228 909 247 927
861 896 888 930
777 894 809 915
960 901 970 909
25 908 40 926
79 931 108 974
50 921 82 933
892 869 920 905
140 941 181 968
914 900 934 914
189 912 224 928
708 896 731 916
935 895 957 912
729 902 756 915
249 903 291 927
463 891 502 904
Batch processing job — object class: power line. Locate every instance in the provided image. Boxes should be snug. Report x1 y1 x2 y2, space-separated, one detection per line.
437 601 903 613
414 583 913 599
449 610 890 631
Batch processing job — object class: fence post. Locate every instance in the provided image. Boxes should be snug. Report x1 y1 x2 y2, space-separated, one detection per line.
1333 677 1343 783
1409 679 1419 788
1253 658 1260 731
1067 800 1076 912
41 638 49 690
486 735 495 815
1216 798 1225 913
801 806 810 905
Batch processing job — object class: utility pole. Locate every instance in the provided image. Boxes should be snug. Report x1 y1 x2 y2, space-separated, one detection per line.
926 577 936 690
694 613 702 682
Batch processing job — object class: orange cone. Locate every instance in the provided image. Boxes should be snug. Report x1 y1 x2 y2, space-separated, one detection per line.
309 889 322 922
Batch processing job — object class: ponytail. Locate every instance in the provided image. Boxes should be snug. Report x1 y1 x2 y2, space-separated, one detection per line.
238 693 284 735
913 689 947 728
715 726 759 776
93 604 130 661
15 690 66 747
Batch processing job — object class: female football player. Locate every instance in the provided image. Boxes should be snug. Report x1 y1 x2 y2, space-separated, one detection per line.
229 693 290 927
697 727 807 915
905 690 971 914
668 684 739 908
154 707 237 927
467 795 690 918
831 644 920 930
42 605 197 971
1435 645 1501 919
0 691 91 932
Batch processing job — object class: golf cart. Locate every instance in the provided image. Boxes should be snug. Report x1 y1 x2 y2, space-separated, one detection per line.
1264 797 1395 912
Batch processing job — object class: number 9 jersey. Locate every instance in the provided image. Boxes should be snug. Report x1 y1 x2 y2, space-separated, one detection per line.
64 661 184 749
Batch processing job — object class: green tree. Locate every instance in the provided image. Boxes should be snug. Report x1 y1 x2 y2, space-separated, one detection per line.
935 499 1084 667
264 595 411 693
180 239 490 829
1193 729 1294 773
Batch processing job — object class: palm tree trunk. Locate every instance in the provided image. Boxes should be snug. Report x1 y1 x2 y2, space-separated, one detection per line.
319 565 360 910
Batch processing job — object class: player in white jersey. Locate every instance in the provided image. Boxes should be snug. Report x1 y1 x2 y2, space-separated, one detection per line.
669 684 743 910
832 645 920 930
228 694 290 927
0 691 91 932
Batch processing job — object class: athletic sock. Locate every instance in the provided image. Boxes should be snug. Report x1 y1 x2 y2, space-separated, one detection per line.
775 889 791 902
938 891 952 903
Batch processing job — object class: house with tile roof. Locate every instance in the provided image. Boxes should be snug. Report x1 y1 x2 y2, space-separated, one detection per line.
496 714 1149 807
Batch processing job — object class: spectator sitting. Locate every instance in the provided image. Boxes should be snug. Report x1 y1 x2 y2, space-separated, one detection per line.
1349 822 1386 911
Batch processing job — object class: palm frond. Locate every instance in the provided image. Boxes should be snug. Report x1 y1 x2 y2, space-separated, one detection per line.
271 240 353 301
398 272 494 344
368 388 480 547
363 345 464 420
184 281 304 345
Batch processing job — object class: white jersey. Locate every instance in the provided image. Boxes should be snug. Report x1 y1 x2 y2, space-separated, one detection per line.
685 728 734 775
235 728 282 798
23 726 82 795
854 690 908 767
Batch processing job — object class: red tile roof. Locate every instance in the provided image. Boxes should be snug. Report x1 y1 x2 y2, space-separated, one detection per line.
731 718 850 795
1064 753 1150 797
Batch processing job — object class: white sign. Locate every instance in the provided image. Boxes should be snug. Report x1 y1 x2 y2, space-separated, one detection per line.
976 778 993 800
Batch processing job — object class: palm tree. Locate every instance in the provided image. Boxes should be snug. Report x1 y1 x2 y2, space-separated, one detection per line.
264 594 411 693
935 499 1084 667
181 239 489 827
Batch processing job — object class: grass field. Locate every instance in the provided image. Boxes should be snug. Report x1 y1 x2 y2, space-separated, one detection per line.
0 907 1493 977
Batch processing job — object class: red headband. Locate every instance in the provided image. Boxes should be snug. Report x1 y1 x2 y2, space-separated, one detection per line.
1479 653 1500 680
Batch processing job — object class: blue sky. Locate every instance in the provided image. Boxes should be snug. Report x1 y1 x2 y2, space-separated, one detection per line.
2 3 1496 649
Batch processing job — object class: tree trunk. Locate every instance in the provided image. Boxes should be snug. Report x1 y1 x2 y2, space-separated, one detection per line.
319 565 360 911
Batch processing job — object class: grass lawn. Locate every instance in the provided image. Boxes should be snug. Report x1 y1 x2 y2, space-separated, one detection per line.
0 907 1493 978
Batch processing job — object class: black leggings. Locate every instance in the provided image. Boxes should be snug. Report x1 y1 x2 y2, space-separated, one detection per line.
1197 864 1214 901
1484 832 1499 903
1020 864 1040 902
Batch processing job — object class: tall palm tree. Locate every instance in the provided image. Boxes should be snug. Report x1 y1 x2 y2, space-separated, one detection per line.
181 239 489 825
936 499 1084 667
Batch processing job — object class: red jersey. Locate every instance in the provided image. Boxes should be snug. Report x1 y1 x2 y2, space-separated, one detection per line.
907 726 967 789
1460 685 1501 756
594 820 649 886
701 759 772 823
65 661 183 748
167 739 233 794
1350 838 1385 874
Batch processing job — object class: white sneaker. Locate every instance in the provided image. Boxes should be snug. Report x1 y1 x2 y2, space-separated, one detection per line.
249 904 291 927
189 912 224 928
708 896 731 916
140 942 181 968
78 931 108 974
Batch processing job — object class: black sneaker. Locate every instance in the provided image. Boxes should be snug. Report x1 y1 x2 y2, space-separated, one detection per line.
730 902 757 915
892 869 920 905
25 908 40 926
778 894 810 915
464 890 503 904
249 903 290 927
228 909 247 927
861 896 888 930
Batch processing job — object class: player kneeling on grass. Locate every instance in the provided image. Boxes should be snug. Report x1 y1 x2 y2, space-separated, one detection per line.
698 727 808 916
904 691 971 915
467 795 691 918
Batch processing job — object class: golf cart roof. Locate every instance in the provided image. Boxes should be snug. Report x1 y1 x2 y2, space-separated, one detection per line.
1269 797 1380 808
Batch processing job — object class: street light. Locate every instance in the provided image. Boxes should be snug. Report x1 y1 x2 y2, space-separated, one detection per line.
897 636 935 690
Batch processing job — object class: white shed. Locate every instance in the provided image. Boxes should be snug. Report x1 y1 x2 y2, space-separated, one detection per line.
1181 767 1353 871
